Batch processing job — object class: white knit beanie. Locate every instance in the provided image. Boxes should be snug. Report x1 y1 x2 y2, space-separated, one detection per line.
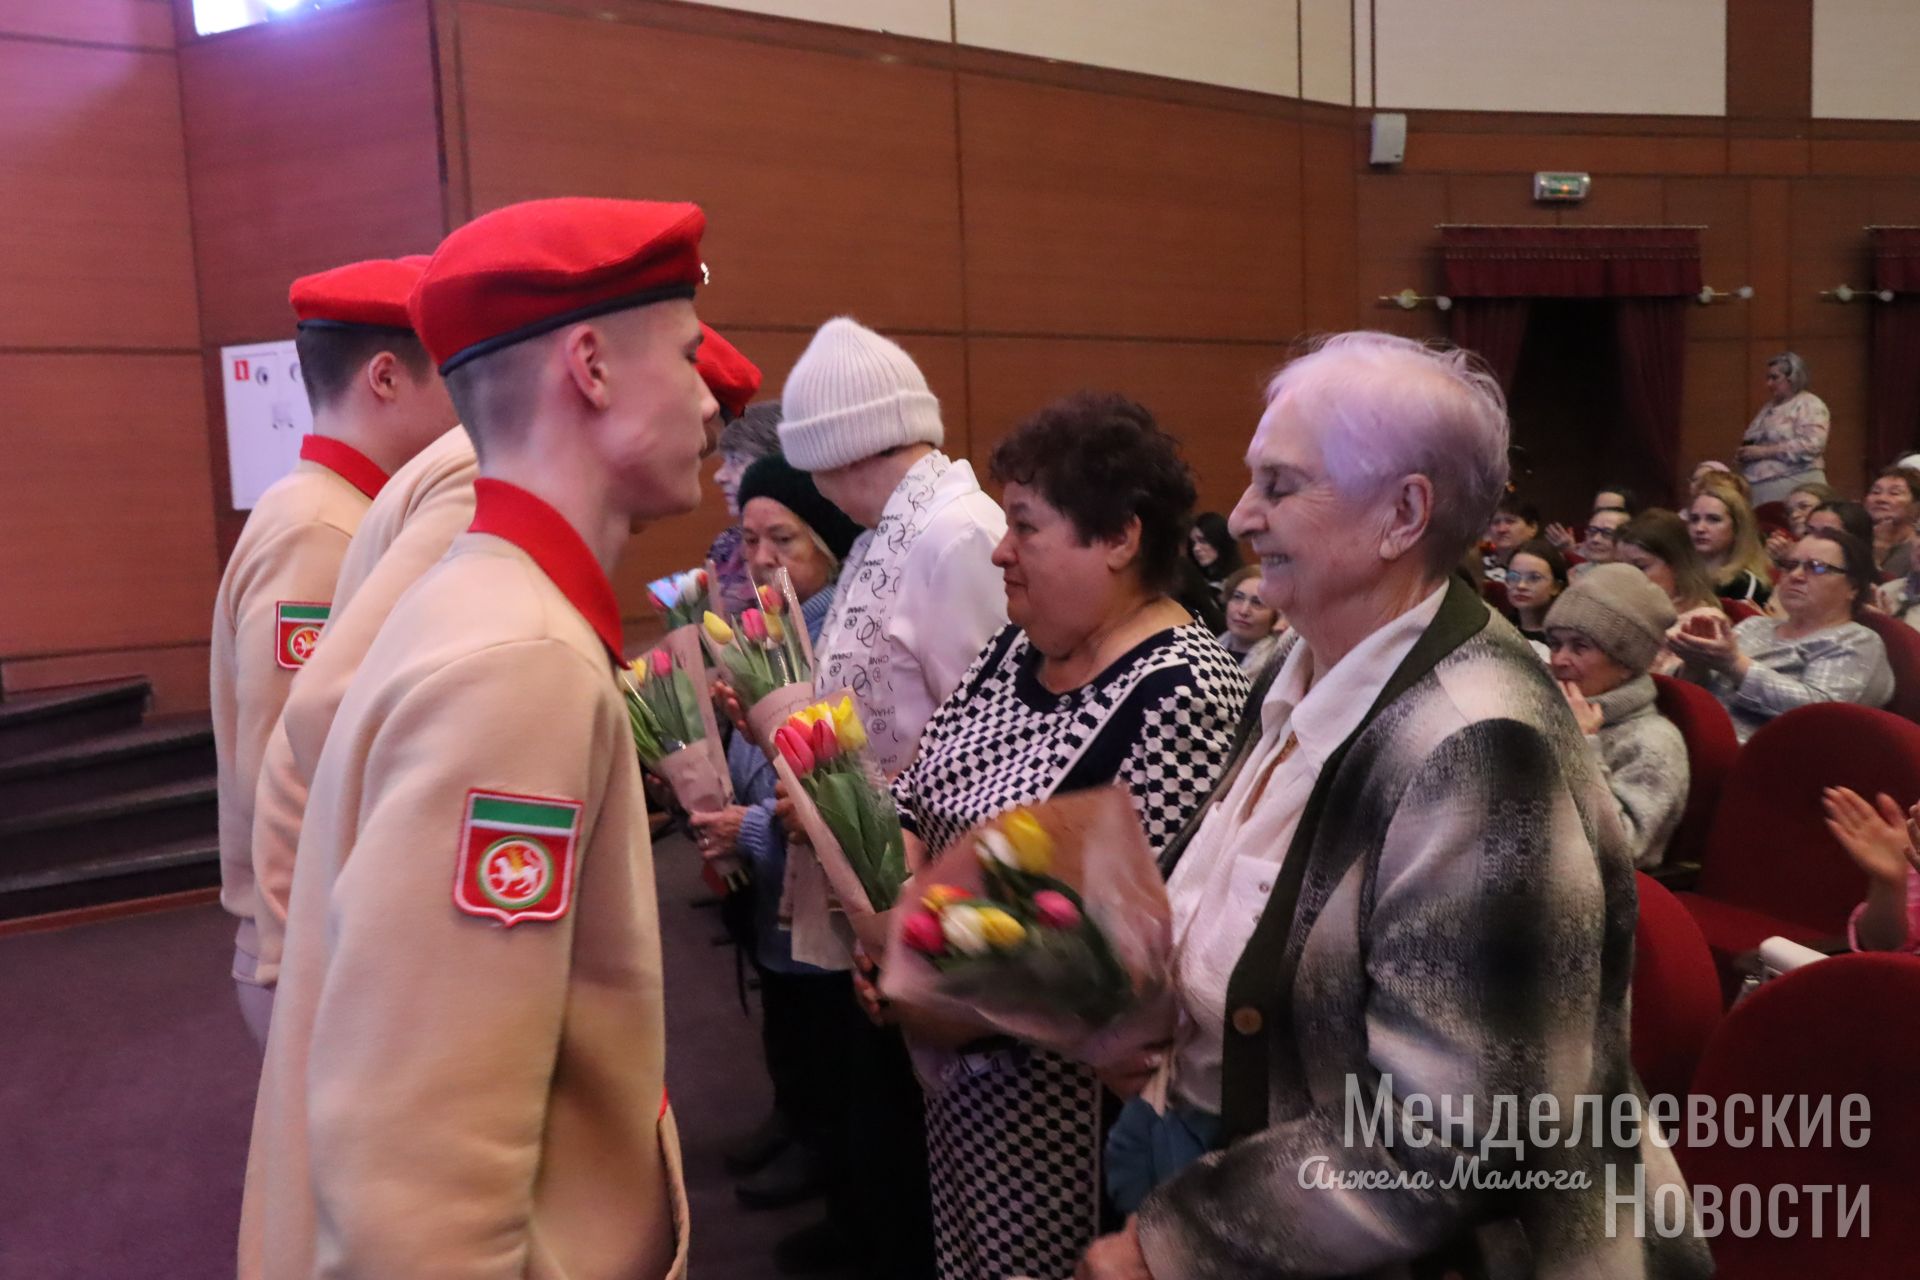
777 317 944 473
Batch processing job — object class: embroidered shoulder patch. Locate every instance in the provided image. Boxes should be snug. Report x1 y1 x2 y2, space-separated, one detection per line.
454 789 582 926
275 601 330 670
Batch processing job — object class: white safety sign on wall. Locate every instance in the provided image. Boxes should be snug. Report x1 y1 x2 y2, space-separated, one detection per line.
220 338 312 510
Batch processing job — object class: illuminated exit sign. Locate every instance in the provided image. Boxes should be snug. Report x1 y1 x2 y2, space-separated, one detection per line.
1534 172 1592 202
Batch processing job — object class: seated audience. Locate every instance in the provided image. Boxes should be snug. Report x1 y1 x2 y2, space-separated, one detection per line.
1187 510 1241 596
1766 480 1838 566
1217 564 1286 671
1864 465 1920 580
1822 787 1920 954
1546 484 1635 554
1810 499 1874 546
1546 565 1688 869
1687 480 1774 605
1504 538 1568 645
1671 530 1893 742
1572 507 1632 573
1481 492 1540 582
1614 509 1726 673
1690 459 1748 500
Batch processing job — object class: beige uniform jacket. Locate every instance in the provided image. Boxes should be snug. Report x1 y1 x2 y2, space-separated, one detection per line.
240 478 686 1280
211 438 385 981
249 426 478 985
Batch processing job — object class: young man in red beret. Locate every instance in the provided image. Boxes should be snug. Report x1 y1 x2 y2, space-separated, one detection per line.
210 256 455 1047
240 198 715 1280
243 324 759 1022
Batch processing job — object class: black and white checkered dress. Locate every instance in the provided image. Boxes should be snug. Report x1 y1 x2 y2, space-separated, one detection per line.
893 622 1248 1280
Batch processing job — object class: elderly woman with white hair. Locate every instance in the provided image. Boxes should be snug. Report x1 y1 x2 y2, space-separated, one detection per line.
1737 351 1831 506
1076 332 1710 1280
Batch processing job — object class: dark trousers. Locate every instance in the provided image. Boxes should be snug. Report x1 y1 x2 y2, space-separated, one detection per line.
832 996 936 1280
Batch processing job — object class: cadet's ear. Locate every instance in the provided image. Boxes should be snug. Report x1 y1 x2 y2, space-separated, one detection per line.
561 323 611 410
364 351 403 404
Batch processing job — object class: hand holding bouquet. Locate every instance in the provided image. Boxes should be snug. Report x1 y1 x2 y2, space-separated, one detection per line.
769 695 907 951
880 788 1175 1071
623 644 738 881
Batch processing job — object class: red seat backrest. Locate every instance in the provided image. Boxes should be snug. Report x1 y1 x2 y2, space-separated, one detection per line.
1680 953 1920 1279
1722 598 1763 623
1480 578 1515 622
1855 609 1920 722
1696 703 1920 935
1630 872 1722 1101
1752 500 1791 539
1650 674 1738 868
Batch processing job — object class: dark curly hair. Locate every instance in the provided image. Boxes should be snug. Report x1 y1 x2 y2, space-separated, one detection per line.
989 392 1198 596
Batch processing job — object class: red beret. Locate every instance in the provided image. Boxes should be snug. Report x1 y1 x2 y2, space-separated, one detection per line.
409 197 707 375
697 324 761 418
289 256 431 331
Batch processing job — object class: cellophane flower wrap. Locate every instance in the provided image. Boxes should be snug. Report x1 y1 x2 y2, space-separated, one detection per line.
764 695 907 954
647 566 711 632
623 641 740 885
700 567 818 755
879 787 1175 1070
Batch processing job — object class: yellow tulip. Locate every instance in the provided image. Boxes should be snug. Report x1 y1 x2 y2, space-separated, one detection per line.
794 702 829 727
1001 809 1054 875
831 695 868 752
765 610 787 644
974 906 1026 950
701 611 734 647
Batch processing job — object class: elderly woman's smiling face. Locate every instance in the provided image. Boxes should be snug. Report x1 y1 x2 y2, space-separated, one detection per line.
1229 397 1385 627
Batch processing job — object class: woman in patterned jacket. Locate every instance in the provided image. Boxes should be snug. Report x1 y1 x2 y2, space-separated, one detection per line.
889 391 1250 1280
1077 332 1711 1280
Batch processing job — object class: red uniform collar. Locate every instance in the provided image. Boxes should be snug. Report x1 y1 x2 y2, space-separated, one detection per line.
468 478 624 661
299 434 389 500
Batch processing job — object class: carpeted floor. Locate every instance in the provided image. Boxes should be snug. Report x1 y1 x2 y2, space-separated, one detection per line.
0 833 838 1278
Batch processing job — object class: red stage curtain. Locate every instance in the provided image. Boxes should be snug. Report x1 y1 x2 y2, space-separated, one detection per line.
1439 226 1703 298
1447 298 1531 391
1871 228 1920 466
1615 298 1688 506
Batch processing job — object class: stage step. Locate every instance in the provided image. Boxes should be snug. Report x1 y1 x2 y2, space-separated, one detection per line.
0 778 219 880
0 678 151 762
0 715 215 817
0 835 220 921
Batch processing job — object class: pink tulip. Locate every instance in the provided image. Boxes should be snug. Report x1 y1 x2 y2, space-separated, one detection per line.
901 910 947 956
774 724 814 775
649 648 672 680
741 608 768 644
693 568 709 591
810 718 838 764
1032 890 1080 930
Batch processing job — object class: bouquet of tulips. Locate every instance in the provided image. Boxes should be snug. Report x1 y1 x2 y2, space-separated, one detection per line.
648 567 711 631
880 788 1176 1071
623 641 738 884
701 568 818 754
766 695 907 953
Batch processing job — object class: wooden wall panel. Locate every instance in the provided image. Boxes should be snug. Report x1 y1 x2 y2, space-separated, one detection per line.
1746 178 1793 338
0 0 173 47
1300 121 1359 332
179 0 445 347
0 355 218 655
4 644 212 716
1787 178 1876 340
1680 337 1751 477
965 338 1287 514
1665 177 1749 342
958 74 1303 341
1726 0 1811 121
453 1 965 334
0 39 199 350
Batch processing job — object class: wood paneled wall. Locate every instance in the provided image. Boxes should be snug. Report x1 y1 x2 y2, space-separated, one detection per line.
0 0 215 713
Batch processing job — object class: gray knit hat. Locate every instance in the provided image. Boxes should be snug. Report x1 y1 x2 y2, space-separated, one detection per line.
1543 563 1677 674
778 317 943 472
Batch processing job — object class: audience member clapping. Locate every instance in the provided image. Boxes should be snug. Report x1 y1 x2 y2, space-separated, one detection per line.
1546 565 1688 869
1503 538 1568 645
1482 492 1540 581
1863 465 1920 580
1671 530 1892 742
1821 787 1920 954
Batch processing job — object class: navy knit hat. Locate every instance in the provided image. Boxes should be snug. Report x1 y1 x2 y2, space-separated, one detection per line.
736 455 864 561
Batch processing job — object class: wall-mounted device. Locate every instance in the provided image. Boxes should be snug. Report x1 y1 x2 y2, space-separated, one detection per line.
1533 172 1592 202
1369 113 1407 166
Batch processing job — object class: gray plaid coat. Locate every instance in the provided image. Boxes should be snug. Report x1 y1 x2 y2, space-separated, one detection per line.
1140 578 1714 1280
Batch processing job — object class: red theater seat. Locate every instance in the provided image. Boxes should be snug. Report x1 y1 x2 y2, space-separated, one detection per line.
1855 608 1920 722
1679 953 1920 1278
1650 674 1739 876
1630 872 1722 1101
1677 704 1920 985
